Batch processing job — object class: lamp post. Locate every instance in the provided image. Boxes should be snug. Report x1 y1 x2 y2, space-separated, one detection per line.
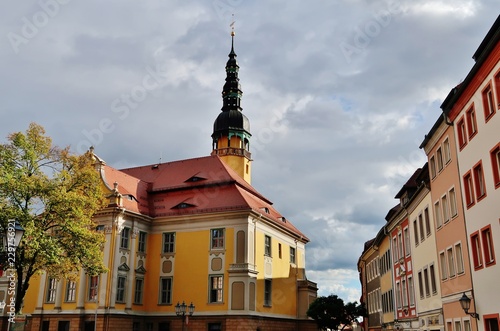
1 220 25 331
175 301 195 331
459 292 479 320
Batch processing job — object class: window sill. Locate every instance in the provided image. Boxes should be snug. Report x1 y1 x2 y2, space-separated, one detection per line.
485 112 496 123
477 193 487 203
161 253 175 260
209 249 226 255
485 260 496 267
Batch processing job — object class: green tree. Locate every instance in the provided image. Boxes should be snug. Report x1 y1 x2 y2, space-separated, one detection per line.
307 294 366 331
0 123 107 313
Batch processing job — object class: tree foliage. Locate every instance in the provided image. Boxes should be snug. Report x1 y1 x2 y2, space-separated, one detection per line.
0 123 107 313
307 294 367 331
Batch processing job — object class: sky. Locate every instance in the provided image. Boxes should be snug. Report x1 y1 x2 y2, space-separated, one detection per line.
0 0 498 303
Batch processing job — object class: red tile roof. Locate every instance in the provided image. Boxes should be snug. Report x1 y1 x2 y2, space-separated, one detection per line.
100 155 308 241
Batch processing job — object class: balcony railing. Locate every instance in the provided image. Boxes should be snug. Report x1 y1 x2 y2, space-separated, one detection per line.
212 148 251 159
229 263 257 273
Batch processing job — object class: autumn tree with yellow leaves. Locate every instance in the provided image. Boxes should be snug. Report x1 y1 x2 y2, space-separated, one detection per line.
0 123 107 314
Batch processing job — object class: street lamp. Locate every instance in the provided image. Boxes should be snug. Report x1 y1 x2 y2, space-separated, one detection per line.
459 292 479 319
175 301 195 330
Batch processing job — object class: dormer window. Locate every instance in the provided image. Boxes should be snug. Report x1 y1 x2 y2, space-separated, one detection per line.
172 202 195 209
261 207 270 214
185 175 206 183
400 193 408 206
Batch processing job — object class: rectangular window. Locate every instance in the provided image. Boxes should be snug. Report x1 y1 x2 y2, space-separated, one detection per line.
134 278 143 304
46 278 57 303
439 251 447 280
264 279 272 306
485 316 500 331
159 277 172 304
442 195 449 223
162 232 175 253
211 229 225 249
464 320 471 331
455 243 465 274
423 208 431 237
290 246 296 264
471 232 483 270
402 278 408 307
491 143 500 188
88 275 98 301
208 323 223 331
457 117 468 149
278 243 282 259
265 235 272 256
116 276 126 303
404 228 410 256
58 321 70 331
418 271 424 298
473 162 486 200
463 171 475 207
466 105 478 138
482 83 496 121
138 231 147 253
65 280 76 302
120 227 130 249
430 264 437 294
430 155 437 179
455 321 462 331
419 214 425 242
392 236 398 262
437 147 444 171
449 188 458 217
398 232 403 259
413 219 419 246
447 247 456 277
443 137 451 163
435 200 443 228
423 268 430 297
482 225 496 265
133 322 140 331
408 277 415 306
209 275 223 303
158 323 170 331
395 282 401 308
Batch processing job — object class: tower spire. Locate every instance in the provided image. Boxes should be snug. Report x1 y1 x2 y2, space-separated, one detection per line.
211 28 252 183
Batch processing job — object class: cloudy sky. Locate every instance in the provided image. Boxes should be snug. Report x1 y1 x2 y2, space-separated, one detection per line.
1 0 498 303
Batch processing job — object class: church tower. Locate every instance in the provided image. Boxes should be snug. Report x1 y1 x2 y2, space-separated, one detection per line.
211 31 252 183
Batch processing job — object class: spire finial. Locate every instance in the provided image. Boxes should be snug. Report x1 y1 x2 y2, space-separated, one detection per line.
229 14 236 57
230 14 235 37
